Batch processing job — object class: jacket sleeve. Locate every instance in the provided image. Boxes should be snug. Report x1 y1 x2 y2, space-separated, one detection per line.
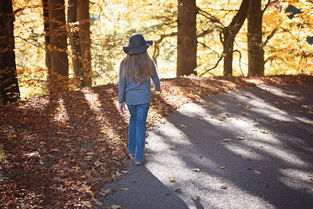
151 65 161 92
118 71 126 103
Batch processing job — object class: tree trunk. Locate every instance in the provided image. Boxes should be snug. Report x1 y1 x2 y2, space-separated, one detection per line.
223 34 235 76
48 0 69 92
0 0 20 105
223 0 250 76
177 0 197 76
68 0 83 85
77 0 92 87
247 0 264 76
42 0 51 70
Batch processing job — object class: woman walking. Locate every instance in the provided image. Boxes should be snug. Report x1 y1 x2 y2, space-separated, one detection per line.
118 33 161 165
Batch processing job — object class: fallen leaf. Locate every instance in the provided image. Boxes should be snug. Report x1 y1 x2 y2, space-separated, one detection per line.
219 165 226 169
109 205 122 209
99 188 113 196
234 136 244 140
260 130 268 134
81 201 92 208
7 134 17 139
247 148 254 152
217 113 228 121
169 145 176 150
192 168 201 172
223 138 232 142
83 186 94 196
168 177 176 182
24 151 40 157
220 184 229 189
254 170 262 175
92 198 103 206
175 188 182 192
64 180 72 186
120 187 128 191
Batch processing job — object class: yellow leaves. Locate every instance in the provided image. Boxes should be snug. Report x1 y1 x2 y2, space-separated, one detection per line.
219 165 226 169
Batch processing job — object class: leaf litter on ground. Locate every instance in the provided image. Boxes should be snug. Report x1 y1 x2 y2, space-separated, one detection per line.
1 75 312 208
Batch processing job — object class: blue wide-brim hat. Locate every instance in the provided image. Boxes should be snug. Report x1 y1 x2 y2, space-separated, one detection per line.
123 33 153 55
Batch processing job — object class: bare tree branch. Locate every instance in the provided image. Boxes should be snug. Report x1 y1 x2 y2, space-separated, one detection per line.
197 28 213 38
233 49 244 76
197 41 221 57
197 7 225 28
263 28 278 46
199 55 223 76
262 0 271 16
152 32 177 63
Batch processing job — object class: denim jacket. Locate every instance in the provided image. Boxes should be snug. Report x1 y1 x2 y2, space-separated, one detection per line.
118 66 161 105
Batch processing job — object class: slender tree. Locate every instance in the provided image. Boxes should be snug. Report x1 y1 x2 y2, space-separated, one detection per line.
42 0 51 70
48 0 69 91
0 0 20 105
223 0 250 76
247 0 264 76
177 0 197 76
68 0 83 85
77 0 92 87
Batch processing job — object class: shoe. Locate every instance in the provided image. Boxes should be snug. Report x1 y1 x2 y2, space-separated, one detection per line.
134 160 145 165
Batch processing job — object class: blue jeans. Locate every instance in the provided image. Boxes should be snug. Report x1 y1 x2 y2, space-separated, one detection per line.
127 103 150 161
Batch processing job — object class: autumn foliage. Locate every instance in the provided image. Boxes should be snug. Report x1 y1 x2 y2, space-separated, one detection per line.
1 0 313 207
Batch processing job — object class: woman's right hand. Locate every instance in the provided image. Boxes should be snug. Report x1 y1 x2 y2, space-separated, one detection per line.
119 102 126 114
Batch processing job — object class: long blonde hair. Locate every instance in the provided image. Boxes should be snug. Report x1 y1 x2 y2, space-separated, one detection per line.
119 52 155 83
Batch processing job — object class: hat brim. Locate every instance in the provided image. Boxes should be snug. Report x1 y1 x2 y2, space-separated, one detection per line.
123 40 153 55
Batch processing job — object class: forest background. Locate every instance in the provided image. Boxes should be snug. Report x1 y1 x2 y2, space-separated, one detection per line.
1 0 313 207
2 0 313 101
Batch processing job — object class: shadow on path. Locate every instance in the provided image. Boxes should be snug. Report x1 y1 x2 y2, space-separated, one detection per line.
97 82 313 209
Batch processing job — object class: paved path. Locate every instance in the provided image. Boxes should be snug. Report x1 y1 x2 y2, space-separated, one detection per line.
97 82 313 209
